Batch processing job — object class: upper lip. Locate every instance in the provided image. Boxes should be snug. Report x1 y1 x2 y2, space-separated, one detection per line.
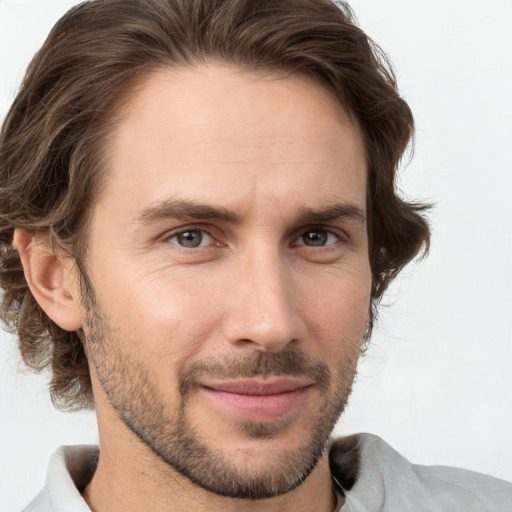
200 377 314 396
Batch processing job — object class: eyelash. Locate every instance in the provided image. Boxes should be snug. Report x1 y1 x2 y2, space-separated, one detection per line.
164 226 219 250
163 226 346 251
293 228 343 248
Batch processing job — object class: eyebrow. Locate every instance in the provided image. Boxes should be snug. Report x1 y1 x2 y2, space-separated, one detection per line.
296 203 366 224
136 198 242 224
136 198 365 225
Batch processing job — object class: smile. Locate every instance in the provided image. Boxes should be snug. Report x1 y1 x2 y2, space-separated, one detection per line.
198 377 314 422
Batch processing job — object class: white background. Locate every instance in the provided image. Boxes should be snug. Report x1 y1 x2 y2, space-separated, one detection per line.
1 1 511 510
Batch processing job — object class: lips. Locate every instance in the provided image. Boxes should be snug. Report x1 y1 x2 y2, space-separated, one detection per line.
202 377 313 395
198 377 313 421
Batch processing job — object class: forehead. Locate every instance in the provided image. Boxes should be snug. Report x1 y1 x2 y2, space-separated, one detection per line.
96 64 367 221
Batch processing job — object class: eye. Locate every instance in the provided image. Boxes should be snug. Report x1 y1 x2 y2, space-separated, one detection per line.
168 229 213 248
295 229 339 247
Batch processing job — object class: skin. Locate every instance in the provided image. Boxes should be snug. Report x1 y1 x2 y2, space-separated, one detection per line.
17 64 371 512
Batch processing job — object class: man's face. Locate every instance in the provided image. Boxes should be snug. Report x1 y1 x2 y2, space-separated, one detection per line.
81 65 371 498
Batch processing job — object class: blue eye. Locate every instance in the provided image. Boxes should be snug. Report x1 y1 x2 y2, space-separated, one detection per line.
169 229 213 248
296 229 339 247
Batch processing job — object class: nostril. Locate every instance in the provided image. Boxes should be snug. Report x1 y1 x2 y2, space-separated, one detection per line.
237 338 256 346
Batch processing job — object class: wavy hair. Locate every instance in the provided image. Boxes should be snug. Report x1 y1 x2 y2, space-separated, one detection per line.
0 0 430 409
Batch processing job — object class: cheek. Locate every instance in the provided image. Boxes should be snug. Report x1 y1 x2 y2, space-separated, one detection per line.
297 268 371 352
87 241 371 367
108 270 226 360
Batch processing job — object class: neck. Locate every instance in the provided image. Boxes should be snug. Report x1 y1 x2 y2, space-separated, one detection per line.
82 431 339 512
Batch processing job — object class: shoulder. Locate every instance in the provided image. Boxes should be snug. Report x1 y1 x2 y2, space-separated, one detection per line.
329 433 512 512
22 445 98 512
22 489 52 512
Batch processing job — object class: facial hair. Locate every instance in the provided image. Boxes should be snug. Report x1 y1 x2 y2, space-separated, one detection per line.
83 303 359 500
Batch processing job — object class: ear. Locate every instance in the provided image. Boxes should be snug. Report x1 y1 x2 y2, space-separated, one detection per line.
13 229 83 331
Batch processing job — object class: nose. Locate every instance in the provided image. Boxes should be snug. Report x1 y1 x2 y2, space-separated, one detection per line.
222 249 306 352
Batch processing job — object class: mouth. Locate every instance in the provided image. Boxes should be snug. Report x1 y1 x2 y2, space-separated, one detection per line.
198 377 314 422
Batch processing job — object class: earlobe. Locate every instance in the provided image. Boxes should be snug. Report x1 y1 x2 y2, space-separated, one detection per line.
13 229 83 331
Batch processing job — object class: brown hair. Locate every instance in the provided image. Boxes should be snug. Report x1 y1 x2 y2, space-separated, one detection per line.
0 0 430 410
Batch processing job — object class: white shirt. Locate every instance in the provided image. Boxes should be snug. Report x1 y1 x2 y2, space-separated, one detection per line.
22 433 512 511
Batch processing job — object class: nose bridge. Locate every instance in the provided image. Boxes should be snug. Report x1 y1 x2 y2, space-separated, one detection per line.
224 244 303 351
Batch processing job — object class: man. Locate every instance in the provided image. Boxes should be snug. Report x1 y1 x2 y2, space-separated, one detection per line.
0 0 510 510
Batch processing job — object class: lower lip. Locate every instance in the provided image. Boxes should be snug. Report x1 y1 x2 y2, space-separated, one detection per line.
200 386 309 422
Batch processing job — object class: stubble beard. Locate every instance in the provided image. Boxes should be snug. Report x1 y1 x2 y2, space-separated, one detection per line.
84 306 360 500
